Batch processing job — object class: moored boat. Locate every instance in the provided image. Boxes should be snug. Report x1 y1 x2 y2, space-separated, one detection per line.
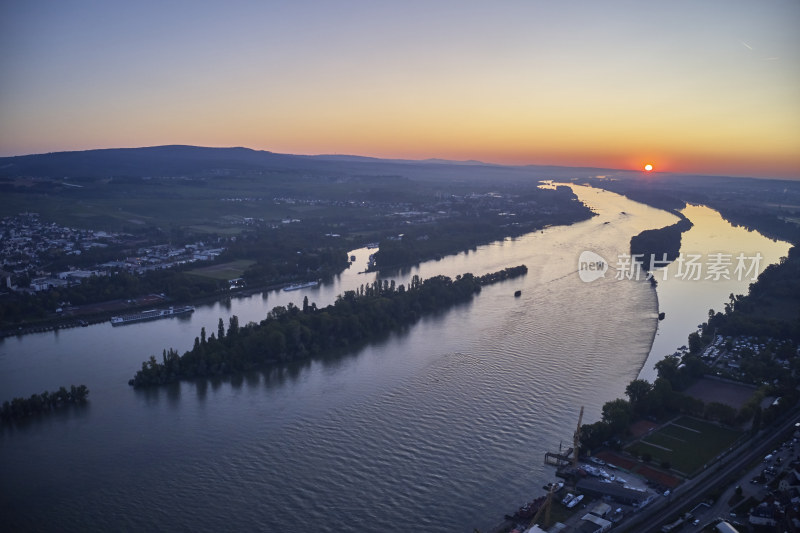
110 305 195 326
283 281 319 291
566 494 583 508
543 481 564 492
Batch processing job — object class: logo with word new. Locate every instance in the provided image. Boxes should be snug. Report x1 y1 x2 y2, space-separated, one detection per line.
578 251 608 282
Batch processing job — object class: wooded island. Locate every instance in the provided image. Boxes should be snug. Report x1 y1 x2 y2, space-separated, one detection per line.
129 265 527 387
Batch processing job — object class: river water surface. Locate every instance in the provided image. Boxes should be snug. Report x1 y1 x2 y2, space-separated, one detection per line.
0 185 788 532
639 204 791 381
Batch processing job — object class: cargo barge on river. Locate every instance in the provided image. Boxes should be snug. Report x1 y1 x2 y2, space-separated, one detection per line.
110 305 195 326
283 281 319 291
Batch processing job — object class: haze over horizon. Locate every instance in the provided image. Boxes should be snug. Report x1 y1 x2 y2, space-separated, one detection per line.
1 1 798 179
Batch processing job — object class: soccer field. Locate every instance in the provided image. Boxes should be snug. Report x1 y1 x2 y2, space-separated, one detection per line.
627 416 743 476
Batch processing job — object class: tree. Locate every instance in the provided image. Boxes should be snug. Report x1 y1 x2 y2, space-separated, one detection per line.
676 394 704 417
580 420 613 452
751 406 762 434
602 398 632 435
218 318 225 340
655 355 680 386
688 331 703 355
228 315 239 337
705 402 737 425
681 354 706 378
625 379 652 415
651 378 675 415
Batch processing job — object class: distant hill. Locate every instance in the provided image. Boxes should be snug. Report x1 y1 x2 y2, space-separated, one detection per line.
0 145 302 179
0 145 628 183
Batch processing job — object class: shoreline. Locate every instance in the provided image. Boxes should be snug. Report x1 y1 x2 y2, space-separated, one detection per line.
1 209 596 340
637 277 662 380
0 281 290 340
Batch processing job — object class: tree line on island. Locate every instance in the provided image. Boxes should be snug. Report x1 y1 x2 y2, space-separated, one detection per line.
629 215 693 272
129 265 528 387
1 385 89 424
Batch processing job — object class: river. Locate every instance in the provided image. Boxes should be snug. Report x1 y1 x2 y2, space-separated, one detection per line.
0 184 789 532
639 204 791 381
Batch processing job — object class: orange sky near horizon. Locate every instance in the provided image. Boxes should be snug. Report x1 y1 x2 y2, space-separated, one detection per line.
1 1 798 179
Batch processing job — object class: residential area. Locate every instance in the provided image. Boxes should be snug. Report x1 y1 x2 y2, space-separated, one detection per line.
0 212 225 293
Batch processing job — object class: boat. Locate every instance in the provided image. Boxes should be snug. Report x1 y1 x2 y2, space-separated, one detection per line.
283 281 319 291
110 305 195 326
566 494 583 508
543 481 564 492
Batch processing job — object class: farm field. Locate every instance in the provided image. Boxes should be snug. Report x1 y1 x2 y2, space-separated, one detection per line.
187 260 256 281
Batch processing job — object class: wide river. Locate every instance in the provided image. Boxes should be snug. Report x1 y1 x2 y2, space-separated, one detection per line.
0 184 790 532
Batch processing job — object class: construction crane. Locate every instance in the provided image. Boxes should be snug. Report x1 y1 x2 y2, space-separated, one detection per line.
529 482 555 529
572 406 584 468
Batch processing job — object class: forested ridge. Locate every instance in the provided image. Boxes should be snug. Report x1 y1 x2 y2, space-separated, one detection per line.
129 265 527 387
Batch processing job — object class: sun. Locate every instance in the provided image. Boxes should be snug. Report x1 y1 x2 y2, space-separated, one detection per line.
644 164 653 172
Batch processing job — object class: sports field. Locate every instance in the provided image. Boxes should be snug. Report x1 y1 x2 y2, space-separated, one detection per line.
683 377 756 410
627 416 743 476
187 259 255 280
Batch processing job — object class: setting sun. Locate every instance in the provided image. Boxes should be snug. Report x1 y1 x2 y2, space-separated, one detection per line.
644 164 653 172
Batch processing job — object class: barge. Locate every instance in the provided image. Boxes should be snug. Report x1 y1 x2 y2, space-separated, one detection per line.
111 305 195 326
283 281 319 291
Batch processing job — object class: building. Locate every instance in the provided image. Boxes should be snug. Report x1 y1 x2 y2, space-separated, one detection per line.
576 478 649 506
587 501 612 519
581 512 612 532
715 521 740 533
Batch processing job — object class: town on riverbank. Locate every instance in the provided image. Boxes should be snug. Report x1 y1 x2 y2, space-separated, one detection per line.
0 148 595 335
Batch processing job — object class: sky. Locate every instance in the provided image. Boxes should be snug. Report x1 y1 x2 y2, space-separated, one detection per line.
1 1 798 178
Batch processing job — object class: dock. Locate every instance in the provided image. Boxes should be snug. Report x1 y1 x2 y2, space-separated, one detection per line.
544 447 574 466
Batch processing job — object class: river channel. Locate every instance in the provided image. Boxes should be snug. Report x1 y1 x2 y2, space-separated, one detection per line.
0 184 789 532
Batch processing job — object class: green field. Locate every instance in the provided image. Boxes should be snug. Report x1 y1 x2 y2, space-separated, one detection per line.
187 260 256 281
627 416 743 476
